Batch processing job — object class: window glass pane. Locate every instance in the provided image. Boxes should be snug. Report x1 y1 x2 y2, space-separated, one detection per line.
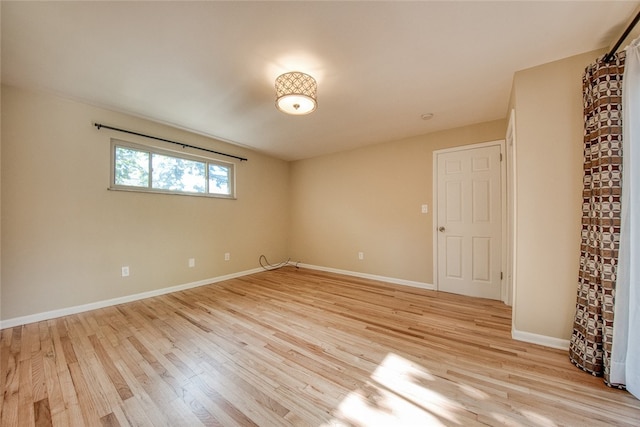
152 153 206 193
208 163 230 195
112 141 234 198
115 146 149 187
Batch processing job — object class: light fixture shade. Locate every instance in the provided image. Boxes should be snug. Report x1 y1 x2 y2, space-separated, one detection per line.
275 71 317 115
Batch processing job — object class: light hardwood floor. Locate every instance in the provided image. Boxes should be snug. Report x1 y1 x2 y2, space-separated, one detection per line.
2 267 639 426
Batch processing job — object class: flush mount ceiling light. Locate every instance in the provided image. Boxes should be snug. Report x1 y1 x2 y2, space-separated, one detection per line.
275 71 317 115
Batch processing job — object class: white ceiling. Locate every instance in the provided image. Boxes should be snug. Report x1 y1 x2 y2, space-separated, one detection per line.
2 1 639 161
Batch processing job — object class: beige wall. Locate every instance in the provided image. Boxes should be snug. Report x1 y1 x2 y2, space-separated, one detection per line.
289 120 506 284
1 85 290 320
511 50 603 340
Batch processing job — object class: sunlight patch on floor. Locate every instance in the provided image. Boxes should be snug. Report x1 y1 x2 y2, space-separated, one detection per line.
369 353 467 423
518 410 556 427
323 353 560 427
332 386 448 426
323 353 465 426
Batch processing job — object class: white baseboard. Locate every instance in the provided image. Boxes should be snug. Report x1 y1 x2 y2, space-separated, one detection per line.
0 267 263 330
299 263 435 291
512 329 570 350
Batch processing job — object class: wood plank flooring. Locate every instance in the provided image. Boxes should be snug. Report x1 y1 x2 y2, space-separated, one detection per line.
2 267 639 426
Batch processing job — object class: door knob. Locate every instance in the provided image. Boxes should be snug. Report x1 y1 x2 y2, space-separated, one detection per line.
438 226 445 232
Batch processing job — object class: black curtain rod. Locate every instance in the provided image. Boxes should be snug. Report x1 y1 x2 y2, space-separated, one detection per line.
94 123 248 162
605 10 640 63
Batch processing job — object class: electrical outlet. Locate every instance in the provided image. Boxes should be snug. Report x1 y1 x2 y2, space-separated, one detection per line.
358 252 364 260
188 258 195 268
224 252 230 261
121 266 130 277
421 204 429 214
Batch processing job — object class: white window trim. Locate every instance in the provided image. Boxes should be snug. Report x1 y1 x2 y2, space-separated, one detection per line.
110 139 236 199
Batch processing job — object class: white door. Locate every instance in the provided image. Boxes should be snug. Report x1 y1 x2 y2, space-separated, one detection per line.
436 144 502 300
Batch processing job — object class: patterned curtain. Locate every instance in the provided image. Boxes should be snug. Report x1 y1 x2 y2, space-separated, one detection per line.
569 51 626 386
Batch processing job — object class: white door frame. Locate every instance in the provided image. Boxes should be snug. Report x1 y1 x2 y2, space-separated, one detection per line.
432 139 507 301
506 110 517 308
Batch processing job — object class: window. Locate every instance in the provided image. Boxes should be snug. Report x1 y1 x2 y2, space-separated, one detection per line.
111 140 234 198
